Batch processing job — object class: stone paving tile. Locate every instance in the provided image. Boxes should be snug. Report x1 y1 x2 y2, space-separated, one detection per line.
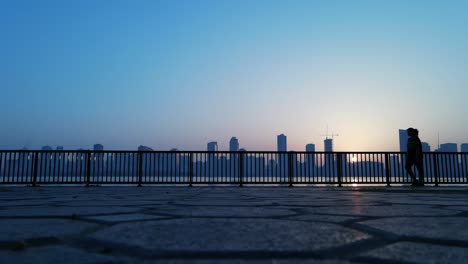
297 204 460 217
358 217 468 241
0 245 115 264
357 242 468 264
91 218 370 252
0 219 98 242
0 206 141 217
286 214 359 223
152 206 296 218
139 259 352 264
82 213 168 223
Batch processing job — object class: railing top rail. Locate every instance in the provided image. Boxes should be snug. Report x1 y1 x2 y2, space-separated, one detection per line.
0 150 466 154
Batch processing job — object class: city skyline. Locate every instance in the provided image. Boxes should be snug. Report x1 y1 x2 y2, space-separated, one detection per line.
2 1 468 151
20 130 468 152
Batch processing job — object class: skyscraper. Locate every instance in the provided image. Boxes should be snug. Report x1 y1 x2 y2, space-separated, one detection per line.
399 129 408 152
436 143 457 152
461 143 468 152
323 138 334 175
421 142 431 152
207 142 218 176
138 145 153 151
305 144 316 174
435 143 459 178
94 144 104 151
305 144 315 152
324 139 333 152
277 134 287 152
229 137 239 152
207 142 218 152
92 144 104 179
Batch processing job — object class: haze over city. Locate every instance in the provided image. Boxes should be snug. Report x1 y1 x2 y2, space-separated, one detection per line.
2 0 468 151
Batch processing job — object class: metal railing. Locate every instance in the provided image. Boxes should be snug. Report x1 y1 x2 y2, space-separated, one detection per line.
0 150 467 186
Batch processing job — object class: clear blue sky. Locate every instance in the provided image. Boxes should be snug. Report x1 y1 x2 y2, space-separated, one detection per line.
1 0 468 151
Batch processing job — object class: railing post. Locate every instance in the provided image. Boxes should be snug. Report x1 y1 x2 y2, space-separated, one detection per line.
288 152 293 187
138 152 143 187
385 153 391 186
239 152 244 187
86 151 91 187
433 154 439 187
337 153 342 187
189 153 193 187
32 152 39 187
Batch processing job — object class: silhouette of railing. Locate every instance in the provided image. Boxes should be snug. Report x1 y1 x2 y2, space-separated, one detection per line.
0 150 467 186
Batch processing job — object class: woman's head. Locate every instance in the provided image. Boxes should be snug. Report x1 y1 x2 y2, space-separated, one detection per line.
407 127 419 136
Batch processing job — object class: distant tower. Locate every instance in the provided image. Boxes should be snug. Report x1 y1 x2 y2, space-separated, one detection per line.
207 142 218 152
324 138 333 152
305 144 316 171
399 129 408 152
461 143 468 153
321 127 338 152
305 144 315 152
437 143 457 152
229 137 239 152
94 144 104 151
421 142 431 152
277 134 287 152
138 145 153 151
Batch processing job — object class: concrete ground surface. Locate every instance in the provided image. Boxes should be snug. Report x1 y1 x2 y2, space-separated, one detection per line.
0 186 467 264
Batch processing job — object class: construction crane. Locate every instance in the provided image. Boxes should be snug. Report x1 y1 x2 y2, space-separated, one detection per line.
321 126 339 153
321 125 339 140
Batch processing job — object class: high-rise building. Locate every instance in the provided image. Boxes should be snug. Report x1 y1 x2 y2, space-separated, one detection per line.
92 144 104 178
207 142 218 152
461 143 468 152
94 144 104 151
436 143 457 152
207 142 218 176
324 138 333 152
323 138 334 175
305 144 315 152
137 145 153 175
229 137 239 152
421 142 431 152
56 146 63 151
41 146 52 151
277 134 287 152
305 144 316 174
276 134 288 178
435 143 459 178
138 145 153 151
399 129 408 152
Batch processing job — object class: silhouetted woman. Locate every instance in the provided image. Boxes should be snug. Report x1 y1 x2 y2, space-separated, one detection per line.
406 128 424 186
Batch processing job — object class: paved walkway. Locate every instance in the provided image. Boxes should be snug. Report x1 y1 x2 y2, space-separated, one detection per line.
0 186 467 263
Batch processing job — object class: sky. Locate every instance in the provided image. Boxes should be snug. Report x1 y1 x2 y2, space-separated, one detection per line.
1 0 468 151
